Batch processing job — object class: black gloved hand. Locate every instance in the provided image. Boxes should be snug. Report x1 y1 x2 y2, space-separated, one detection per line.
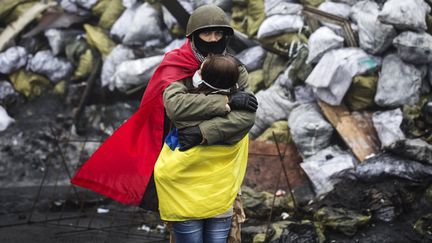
228 91 258 112
178 126 203 151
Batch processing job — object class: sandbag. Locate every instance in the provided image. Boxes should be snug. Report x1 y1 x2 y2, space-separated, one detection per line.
350 1 397 55
314 206 371 236
294 84 316 104
372 108 405 148
235 45 267 72
101 45 136 90
306 48 381 105
265 1 303 16
113 55 164 92
84 24 116 58
233 0 265 37
28 50 73 83
194 0 232 12
45 29 83 55
0 0 34 20
248 69 265 93
163 38 187 53
338 153 432 182
301 146 357 196
261 52 290 88
0 47 28 74
288 103 334 157
2 1 38 24
374 54 422 107
378 0 431 31
344 75 378 111
306 26 344 64
9 69 52 98
289 46 313 86
255 120 290 143
258 32 308 57
257 14 304 39
389 139 432 165
0 105 14 132
393 31 432 64
300 0 325 7
318 1 351 18
98 0 124 29
249 83 297 139
60 0 91 16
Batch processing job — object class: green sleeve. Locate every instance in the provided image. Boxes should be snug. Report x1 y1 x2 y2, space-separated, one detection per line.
163 81 229 122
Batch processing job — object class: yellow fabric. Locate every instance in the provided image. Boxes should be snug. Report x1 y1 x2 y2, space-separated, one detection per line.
155 135 249 221
84 24 115 58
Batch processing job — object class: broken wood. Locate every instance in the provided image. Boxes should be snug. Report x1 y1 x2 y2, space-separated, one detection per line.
0 2 57 52
318 100 381 162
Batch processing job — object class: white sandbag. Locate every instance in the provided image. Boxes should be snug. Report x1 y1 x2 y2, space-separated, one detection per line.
194 0 232 11
0 47 28 74
0 105 14 132
101 45 136 91
378 0 431 31
123 0 137 8
111 4 136 40
163 38 187 53
60 0 91 15
178 0 194 14
294 84 316 104
45 29 83 55
288 103 334 157
319 1 351 18
113 55 164 92
393 31 432 64
372 108 405 148
28 50 74 83
235 46 267 72
257 14 304 39
250 83 298 139
306 48 381 105
301 146 357 197
74 0 98 9
350 0 397 54
111 3 162 45
0 81 18 101
306 26 344 64
329 0 361 6
266 2 303 16
374 54 422 107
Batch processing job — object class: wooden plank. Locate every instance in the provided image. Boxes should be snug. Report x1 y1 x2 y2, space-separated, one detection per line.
0 2 57 52
318 101 380 162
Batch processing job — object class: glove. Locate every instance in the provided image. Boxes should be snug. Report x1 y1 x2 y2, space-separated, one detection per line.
178 126 203 151
228 91 258 112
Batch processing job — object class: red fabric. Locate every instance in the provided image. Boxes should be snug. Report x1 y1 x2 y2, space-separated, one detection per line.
71 40 200 205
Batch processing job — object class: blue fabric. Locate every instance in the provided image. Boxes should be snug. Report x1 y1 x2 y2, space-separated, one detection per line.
172 217 232 243
165 128 180 151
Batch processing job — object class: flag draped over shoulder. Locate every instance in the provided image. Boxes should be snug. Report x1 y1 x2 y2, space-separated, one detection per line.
155 129 249 221
71 40 200 206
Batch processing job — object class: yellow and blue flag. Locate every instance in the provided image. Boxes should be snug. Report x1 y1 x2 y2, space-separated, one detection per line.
154 128 248 221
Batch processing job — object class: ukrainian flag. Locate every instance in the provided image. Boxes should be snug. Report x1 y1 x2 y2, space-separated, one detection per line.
154 129 248 221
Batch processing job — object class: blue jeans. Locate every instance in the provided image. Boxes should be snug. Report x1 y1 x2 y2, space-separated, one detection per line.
172 217 232 243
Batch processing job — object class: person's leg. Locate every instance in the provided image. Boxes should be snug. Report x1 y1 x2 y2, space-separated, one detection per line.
203 217 232 243
172 220 204 243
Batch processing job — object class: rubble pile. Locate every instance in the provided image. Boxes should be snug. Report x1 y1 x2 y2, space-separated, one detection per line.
0 0 432 242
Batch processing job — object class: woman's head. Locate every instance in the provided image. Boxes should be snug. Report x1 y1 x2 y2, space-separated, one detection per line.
186 5 234 56
200 54 239 90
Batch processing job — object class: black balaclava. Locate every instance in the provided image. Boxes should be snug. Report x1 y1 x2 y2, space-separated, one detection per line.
192 29 228 56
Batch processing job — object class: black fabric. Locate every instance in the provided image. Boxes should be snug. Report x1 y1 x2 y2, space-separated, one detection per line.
228 91 258 112
193 33 227 56
178 125 203 151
